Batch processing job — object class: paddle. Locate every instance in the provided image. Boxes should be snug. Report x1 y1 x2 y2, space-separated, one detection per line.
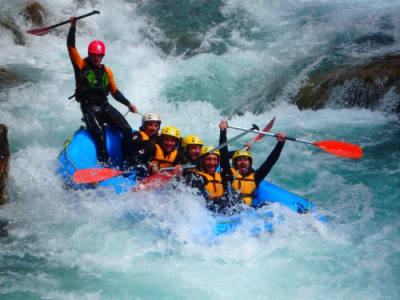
73 164 195 184
228 126 363 159
26 10 100 36
244 117 275 150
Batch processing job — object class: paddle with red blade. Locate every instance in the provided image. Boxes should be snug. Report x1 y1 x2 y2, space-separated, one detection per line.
131 171 175 192
229 125 363 159
73 164 195 184
243 116 275 150
26 10 100 36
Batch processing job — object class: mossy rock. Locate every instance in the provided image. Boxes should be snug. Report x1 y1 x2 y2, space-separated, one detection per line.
20 1 46 27
294 54 400 113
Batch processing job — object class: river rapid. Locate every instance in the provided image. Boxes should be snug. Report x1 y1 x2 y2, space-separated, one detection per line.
1 0 399 299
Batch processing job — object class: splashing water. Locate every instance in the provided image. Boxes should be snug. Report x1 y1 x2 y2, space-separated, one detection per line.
1 0 400 299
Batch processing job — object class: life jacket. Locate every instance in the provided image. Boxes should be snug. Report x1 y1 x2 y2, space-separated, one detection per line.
76 60 110 104
151 144 178 169
231 168 257 206
191 169 224 199
138 131 150 141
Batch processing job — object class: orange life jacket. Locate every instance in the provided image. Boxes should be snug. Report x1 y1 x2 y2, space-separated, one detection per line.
151 144 178 169
231 168 256 206
191 169 224 199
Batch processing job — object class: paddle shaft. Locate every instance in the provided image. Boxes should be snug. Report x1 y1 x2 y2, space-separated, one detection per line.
47 10 100 30
229 125 312 145
215 124 259 153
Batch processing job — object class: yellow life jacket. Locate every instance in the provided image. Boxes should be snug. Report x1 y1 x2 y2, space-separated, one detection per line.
138 131 150 141
152 143 178 169
231 168 256 206
192 169 224 199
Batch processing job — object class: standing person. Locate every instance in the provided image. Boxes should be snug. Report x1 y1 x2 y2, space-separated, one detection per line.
219 120 287 207
67 17 138 166
123 112 161 174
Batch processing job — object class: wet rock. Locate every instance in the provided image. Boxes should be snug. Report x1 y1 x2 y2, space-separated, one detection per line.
0 67 19 88
294 54 400 113
0 16 25 45
20 1 46 28
0 124 10 205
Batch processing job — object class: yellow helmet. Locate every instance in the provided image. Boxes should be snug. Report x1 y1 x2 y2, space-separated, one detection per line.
182 135 203 148
200 146 220 158
161 126 181 139
232 150 252 161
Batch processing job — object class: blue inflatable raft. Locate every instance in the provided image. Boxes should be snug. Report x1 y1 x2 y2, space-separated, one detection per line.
57 127 326 236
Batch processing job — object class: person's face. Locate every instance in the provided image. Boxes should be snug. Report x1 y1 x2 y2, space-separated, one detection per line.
202 154 219 175
88 53 104 67
161 135 178 153
234 156 251 175
186 144 202 161
143 121 160 137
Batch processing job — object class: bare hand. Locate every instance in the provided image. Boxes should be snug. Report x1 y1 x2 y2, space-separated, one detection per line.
219 120 228 131
173 164 183 176
70 17 77 25
150 164 160 174
128 103 138 113
276 132 287 142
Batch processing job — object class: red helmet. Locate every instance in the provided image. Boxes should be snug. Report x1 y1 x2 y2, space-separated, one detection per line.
88 40 105 55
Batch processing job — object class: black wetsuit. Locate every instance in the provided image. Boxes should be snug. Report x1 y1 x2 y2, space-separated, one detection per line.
67 24 133 164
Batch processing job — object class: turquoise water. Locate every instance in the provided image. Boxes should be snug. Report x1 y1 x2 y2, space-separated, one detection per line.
1 0 400 299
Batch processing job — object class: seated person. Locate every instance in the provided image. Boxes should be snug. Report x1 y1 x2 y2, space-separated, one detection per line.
123 112 161 174
182 145 241 215
181 135 203 166
219 120 287 207
149 126 184 173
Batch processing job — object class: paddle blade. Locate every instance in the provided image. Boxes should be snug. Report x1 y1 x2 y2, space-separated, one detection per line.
132 171 174 192
313 141 363 159
26 28 51 36
73 168 123 184
254 116 275 142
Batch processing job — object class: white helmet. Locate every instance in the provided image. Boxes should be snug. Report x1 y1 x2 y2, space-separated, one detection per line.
142 112 161 126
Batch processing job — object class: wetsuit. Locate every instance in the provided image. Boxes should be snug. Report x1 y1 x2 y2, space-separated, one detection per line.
122 129 158 177
219 129 285 207
67 24 133 164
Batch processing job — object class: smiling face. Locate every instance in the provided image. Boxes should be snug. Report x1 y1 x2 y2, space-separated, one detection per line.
186 144 202 161
161 135 178 153
143 121 160 138
201 153 219 175
234 156 251 175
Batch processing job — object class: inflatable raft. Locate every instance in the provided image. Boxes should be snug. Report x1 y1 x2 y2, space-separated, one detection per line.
57 127 326 236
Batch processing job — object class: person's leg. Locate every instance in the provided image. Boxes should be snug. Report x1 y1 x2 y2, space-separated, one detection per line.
81 104 108 164
102 104 133 159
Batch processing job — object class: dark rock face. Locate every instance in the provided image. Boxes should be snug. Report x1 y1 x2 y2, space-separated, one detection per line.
20 1 46 28
0 1 46 45
0 124 10 205
0 16 25 45
294 54 400 113
0 67 19 89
